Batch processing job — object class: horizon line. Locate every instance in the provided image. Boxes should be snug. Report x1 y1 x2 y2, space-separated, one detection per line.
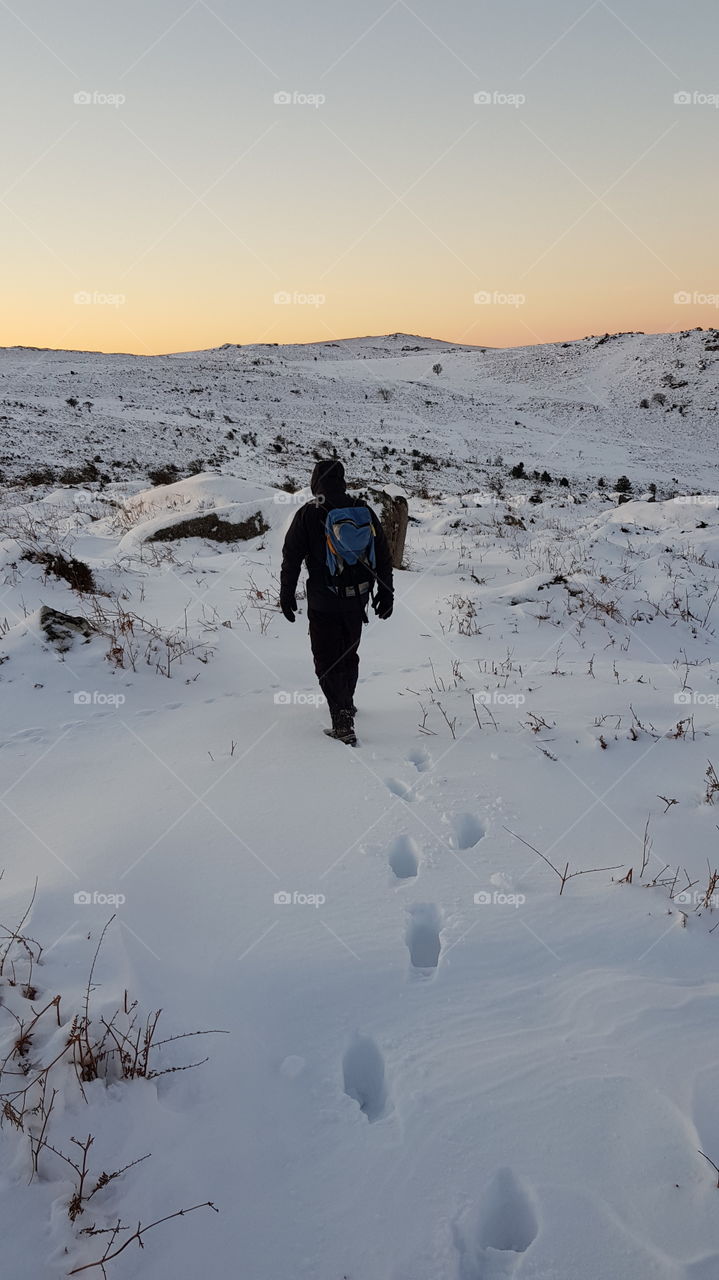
1 324 713 361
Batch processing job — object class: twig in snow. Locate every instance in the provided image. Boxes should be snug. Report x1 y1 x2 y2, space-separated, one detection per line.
503 827 623 895
698 1150 719 1188
68 1202 219 1275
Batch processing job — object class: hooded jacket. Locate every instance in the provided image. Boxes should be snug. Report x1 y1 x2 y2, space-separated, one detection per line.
280 460 394 613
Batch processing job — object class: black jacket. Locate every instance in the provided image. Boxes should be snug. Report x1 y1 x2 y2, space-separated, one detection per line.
280 462 393 614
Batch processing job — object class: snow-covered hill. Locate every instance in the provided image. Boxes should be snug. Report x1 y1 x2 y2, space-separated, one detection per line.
2 328 718 495
2 333 719 1279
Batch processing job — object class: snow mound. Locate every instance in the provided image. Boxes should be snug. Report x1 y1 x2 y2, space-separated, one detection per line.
114 474 283 550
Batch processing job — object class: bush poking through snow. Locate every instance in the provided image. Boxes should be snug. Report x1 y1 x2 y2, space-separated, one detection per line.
1 507 97 592
0 903 223 1273
705 760 719 804
82 596 213 675
22 549 96 593
147 463 181 487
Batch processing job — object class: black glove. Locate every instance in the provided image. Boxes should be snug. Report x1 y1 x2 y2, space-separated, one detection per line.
280 592 297 623
372 587 393 620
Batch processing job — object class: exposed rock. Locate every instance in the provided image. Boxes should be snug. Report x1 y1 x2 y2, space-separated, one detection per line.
366 488 409 569
39 606 94 652
148 510 269 544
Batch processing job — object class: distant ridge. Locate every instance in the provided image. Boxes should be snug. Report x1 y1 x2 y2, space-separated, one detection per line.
2 328 713 360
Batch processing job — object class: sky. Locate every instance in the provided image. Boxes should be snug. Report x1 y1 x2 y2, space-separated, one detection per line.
1 0 717 354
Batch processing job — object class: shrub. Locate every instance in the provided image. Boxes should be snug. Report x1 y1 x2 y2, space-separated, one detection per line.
19 466 56 486
58 460 100 485
147 464 180 486
22 550 96 593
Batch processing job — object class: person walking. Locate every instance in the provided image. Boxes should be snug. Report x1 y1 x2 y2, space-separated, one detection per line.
279 459 394 745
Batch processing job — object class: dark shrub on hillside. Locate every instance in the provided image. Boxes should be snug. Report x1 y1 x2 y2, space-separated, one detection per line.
59 460 100 485
19 467 56 486
147 464 180 486
22 550 96 593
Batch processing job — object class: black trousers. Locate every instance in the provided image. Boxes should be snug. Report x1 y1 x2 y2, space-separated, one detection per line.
308 608 364 715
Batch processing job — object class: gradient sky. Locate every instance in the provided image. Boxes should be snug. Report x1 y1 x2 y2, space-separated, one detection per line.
1 0 717 354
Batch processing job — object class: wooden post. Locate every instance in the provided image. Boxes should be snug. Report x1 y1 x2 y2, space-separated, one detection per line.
369 489 408 570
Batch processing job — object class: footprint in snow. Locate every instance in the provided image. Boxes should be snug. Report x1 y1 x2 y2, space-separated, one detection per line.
406 747 431 773
386 777 415 801
406 904 442 971
342 1034 389 1122
388 834 419 881
449 813 485 850
454 1168 538 1280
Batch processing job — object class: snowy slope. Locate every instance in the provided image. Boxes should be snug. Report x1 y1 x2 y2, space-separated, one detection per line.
1 335 719 1279
1 327 719 494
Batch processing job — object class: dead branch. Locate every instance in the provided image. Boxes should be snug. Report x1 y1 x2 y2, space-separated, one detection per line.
68 1202 219 1274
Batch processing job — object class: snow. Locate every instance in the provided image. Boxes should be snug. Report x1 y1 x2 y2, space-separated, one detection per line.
2 332 719 1278
2 326 719 494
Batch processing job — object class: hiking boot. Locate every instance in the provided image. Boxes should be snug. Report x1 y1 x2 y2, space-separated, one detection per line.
324 707 357 747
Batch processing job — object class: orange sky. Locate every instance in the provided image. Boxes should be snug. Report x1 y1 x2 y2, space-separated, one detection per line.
2 1 717 354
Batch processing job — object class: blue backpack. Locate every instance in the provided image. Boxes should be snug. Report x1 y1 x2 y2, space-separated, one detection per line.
324 506 377 599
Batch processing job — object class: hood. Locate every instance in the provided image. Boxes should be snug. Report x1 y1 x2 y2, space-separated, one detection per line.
310 458 346 499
